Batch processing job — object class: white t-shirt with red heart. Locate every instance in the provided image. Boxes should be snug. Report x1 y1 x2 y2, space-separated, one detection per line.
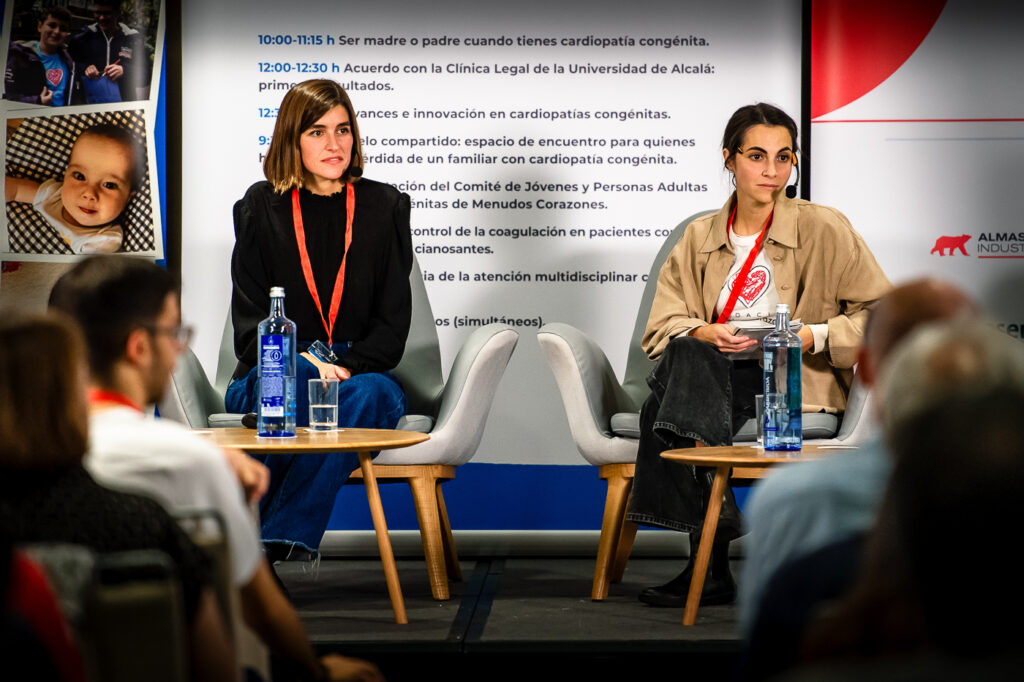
710 230 828 353
715 230 779 324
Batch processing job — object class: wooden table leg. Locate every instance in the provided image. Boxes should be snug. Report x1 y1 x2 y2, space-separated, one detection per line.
683 465 729 626
359 452 408 624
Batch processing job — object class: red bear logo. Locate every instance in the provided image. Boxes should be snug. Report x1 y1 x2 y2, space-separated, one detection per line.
930 234 970 256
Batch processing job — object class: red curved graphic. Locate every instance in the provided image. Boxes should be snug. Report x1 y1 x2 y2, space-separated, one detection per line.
811 0 947 120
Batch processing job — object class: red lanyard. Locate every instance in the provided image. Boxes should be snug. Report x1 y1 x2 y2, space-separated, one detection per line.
291 183 354 346
87 388 142 412
714 203 774 324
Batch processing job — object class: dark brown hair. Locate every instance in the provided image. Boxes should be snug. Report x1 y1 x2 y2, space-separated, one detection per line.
721 103 799 169
0 310 88 469
263 79 364 192
40 6 72 26
48 255 179 383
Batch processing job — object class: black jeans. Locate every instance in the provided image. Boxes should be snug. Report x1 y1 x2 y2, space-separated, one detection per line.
626 335 760 541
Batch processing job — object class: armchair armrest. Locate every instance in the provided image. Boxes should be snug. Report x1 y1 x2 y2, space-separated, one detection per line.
537 323 639 466
374 323 519 466
831 374 874 444
158 349 227 428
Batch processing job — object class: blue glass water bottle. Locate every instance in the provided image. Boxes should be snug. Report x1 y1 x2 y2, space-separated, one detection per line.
257 286 297 437
762 303 802 450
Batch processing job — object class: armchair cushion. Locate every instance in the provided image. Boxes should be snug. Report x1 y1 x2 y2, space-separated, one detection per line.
395 414 434 434
611 411 839 442
207 413 245 429
733 413 840 442
609 412 641 439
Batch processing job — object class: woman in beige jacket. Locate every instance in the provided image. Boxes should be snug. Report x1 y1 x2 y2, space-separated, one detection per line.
628 103 890 608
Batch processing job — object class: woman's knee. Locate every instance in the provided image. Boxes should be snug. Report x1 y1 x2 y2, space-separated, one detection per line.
341 372 401 396
339 373 407 419
224 370 257 414
666 334 706 353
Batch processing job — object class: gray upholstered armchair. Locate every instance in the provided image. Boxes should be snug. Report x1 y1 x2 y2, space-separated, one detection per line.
158 258 519 601
537 210 870 600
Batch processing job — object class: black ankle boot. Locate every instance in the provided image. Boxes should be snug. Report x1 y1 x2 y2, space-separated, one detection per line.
639 535 736 608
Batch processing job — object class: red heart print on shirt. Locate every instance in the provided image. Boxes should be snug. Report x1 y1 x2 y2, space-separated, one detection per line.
46 69 62 87
735 265 770 307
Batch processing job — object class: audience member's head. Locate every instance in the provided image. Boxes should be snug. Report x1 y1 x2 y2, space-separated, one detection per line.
880 318 1024 450
858 278 977 388
48 255 183 403
802 320 1024 664
0 310 88 470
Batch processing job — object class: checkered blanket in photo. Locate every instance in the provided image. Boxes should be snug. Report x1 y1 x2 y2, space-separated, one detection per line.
5 109 154 254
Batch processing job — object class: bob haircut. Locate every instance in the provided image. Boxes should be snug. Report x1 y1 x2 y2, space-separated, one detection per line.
0 310 88 469
721 102 799 169
263 79 364 193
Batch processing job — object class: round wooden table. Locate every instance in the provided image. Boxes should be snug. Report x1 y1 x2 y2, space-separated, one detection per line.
193 427 429 624
197 426 429 454
660 443 854 625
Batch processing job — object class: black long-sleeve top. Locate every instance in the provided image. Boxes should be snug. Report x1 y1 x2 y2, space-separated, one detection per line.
230 179 412 377
0 466 211 624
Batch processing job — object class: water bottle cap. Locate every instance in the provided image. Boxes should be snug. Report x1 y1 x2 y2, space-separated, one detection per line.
269 286 285 297
776 303 789 313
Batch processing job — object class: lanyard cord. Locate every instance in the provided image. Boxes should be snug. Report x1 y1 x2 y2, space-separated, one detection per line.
87 388 142 412
714 203 774 325
291 183 355 346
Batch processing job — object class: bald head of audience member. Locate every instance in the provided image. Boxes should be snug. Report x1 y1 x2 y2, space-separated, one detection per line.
857 278 978 389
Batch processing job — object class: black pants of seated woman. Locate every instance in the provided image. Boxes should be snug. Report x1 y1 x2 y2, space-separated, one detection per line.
626 335 761 606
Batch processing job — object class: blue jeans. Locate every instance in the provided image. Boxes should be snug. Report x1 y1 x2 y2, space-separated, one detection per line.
626 335 759 542
225 351 407 551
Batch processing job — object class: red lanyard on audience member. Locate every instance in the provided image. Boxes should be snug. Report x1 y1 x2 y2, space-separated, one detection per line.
87 388 142 412
714 203 774 324
291 183 355 346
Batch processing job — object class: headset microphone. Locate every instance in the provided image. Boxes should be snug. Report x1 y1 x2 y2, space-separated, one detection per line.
349 166 364 178
784 161 800 199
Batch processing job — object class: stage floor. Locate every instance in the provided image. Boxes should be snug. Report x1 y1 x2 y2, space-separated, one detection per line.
278 555 743 680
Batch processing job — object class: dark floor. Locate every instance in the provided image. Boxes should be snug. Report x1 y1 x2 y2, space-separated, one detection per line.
277 555 743 680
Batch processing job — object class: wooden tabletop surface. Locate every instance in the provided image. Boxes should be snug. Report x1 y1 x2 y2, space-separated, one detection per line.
660 442 856 468
191 427 429 454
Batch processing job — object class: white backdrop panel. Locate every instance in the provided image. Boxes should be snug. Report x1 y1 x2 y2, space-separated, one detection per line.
182 0 801 464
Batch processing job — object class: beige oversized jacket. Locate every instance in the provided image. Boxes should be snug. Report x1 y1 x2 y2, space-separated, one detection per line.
644 194 891 413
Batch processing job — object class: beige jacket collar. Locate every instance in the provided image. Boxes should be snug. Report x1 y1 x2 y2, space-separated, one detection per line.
698 193 801 254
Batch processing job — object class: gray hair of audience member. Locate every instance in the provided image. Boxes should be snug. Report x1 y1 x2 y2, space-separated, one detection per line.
878 318 1024 450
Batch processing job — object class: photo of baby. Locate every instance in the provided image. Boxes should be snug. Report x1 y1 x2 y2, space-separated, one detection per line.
4 110 158 256
6 124 139 252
